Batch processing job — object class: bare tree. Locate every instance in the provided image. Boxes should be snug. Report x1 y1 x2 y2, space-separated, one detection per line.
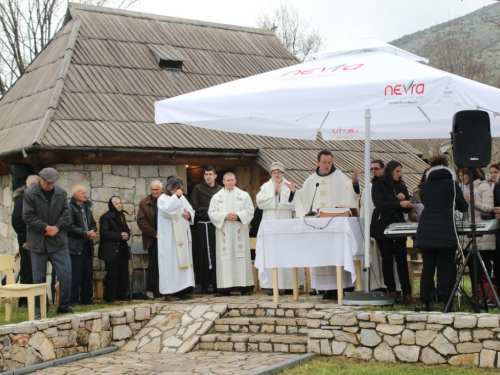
0 0 139 96
256 3 326 62
403 20 500 159
429 21 498 86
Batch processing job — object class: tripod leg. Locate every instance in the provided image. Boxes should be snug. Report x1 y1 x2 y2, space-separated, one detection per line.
445 251 472 313
475 252 500 308
473 253 480 313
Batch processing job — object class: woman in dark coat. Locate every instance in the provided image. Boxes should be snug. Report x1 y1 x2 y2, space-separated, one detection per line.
415 156 468 311
98 196 131 302
371 160 415 304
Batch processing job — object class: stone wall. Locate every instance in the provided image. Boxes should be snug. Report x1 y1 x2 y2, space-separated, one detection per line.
0 174 16 255
0 164 177 278
306 309 500 368
0 304 157 372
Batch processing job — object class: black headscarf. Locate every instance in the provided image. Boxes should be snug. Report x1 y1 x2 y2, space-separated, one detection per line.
108 196 129 215
108 196 129 230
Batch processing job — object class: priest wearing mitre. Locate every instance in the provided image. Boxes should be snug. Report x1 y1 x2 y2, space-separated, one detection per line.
294 149 360 300
208 172 254 296
158 176 195 302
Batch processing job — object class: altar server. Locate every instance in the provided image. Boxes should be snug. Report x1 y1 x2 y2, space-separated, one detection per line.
158 176 195 301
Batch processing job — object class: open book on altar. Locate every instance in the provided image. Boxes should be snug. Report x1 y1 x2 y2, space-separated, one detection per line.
318 206 357 218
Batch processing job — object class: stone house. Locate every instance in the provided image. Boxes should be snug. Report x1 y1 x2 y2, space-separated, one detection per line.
0 3 428 262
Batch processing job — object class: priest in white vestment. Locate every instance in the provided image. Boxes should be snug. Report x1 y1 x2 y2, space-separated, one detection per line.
158 176 195 301
294 149 359 299
256 161 305 292
208 172 254 296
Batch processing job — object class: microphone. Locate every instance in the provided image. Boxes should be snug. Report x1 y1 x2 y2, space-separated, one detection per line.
306 183 320 217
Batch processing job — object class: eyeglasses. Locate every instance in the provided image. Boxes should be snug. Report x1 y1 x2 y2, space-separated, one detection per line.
370 167 380 171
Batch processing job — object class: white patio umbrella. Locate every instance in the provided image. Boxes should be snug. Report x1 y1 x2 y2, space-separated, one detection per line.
155 40 500 304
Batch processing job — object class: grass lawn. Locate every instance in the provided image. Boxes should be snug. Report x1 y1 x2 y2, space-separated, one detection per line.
357 275 499 314
280 356 498 375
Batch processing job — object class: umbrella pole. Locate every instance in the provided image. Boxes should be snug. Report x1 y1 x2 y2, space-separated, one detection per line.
343 109 395 306
363 109 371 293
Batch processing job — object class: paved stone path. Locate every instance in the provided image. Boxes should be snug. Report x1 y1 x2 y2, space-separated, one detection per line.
31 351 298 374
30 293 327 374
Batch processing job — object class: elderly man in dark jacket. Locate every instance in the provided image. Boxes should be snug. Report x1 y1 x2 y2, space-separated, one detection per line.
67 185 97 306
137 180 163 298
22 167 73 315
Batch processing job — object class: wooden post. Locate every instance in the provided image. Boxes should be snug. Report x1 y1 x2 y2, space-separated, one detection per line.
293 267 299 301
235 166 251 193
337 266 343 305
273 268 279 303
305 268 311 294
176 165 188 195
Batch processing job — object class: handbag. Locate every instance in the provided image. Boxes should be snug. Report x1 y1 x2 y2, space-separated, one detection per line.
478 275 499 307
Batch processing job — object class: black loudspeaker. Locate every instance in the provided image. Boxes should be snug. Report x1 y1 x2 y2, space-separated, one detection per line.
10 164 35 191
452 110 491 168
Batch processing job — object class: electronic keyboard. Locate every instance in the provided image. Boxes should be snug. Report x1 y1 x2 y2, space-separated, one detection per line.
384 220 500 238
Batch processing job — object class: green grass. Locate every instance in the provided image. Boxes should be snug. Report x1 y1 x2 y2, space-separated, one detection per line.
0 300 144 326
280 357 498 375
359 275 499 314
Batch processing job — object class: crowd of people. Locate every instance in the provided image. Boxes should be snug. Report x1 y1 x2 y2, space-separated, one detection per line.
10 150 500 317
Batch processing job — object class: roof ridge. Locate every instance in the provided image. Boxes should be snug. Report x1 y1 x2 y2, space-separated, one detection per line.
32 19 82 146
68 2 276 36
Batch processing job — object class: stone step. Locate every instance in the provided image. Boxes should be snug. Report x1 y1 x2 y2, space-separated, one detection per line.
199 333 308 353
214 317 308 335
225 303 316 318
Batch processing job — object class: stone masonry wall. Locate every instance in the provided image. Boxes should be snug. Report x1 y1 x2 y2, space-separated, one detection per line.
307 309 500 368
0 174 16 255
0 304 157 372
0 164 177 281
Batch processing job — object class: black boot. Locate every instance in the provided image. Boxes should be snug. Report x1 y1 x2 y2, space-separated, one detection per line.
322 290 338 300
420 299 431 312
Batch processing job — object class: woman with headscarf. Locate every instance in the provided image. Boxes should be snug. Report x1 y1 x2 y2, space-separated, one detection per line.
371 160 415 305
415 156 468 311
98 196 131 303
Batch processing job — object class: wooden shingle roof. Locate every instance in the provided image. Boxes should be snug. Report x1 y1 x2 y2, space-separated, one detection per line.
0 3 428 189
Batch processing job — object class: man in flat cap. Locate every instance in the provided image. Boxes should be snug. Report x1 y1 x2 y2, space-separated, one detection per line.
23 167 73 316
256 161 304 294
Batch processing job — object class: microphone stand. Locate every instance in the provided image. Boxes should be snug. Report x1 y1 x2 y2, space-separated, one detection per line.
305 183 320 217
445 168 500 313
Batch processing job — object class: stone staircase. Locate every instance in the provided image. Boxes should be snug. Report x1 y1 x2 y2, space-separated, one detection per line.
199 302 313 353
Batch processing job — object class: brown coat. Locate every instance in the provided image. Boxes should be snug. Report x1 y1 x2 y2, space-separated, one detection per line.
137 195 157 251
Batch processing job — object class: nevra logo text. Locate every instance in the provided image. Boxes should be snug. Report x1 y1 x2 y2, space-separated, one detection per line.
384 80 425 96
281 63 364 77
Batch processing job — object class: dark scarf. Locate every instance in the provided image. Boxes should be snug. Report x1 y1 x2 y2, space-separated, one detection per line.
108 196 128 230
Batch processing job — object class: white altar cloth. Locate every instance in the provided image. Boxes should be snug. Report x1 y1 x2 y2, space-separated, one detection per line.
255 217 364 285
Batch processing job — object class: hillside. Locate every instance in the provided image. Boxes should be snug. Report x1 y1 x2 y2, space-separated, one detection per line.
391 2 500 85
390 3 500 161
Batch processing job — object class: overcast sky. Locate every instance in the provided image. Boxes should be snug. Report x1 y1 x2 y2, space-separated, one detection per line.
131 0 497 49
